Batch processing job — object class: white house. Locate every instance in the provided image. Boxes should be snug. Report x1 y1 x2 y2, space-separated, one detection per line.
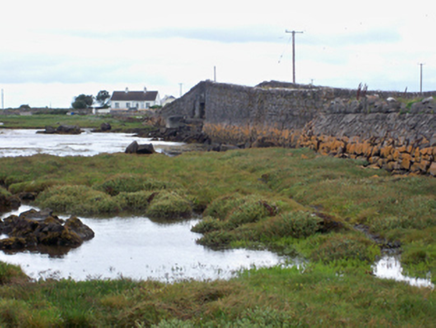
110 87 161 110
161 95 176 107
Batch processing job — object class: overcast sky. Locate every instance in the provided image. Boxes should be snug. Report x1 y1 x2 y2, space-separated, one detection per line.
1 0 434 108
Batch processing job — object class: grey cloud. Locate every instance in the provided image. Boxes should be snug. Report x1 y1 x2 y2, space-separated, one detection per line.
301 29 401 47
51 26 284 44
0 53 168 85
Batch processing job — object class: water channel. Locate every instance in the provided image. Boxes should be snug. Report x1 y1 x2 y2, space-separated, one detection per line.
0 128 433 287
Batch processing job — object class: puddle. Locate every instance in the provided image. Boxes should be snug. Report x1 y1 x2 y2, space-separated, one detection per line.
0 206 287 282
373 255 434 288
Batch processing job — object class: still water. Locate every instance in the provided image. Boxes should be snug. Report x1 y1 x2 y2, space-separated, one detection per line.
0 206 286 282
0 129 433 287
0 129 184 157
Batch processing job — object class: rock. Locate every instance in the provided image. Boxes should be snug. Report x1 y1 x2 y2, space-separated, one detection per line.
100 122 111 131
136 144 155 154
125 141 139 153
44 126 56 134
125 141 155 154
19 208 55 221
0 210 94 251
429 162 436 176
65 216 95 241
422 96 434 104
166 115 186 128
56 125 81 134
38 125 81 135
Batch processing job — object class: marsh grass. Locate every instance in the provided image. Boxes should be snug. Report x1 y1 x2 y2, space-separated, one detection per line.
0 114 151 131
93 174 180 196
0 260 435 326
36 185 122 215
1 146 436 325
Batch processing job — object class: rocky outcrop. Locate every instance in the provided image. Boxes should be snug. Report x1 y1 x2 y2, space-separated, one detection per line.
38 125 82 134
125 141 155 154
0 194 20 213
0 209 94 251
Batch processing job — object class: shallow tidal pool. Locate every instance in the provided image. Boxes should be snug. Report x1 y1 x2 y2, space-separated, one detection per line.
0 206 289 282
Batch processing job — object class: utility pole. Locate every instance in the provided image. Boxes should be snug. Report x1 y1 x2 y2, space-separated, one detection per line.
179 83 183 97
1 89 3 109
214 66 216 82
285 30 303 83
419 63 424 94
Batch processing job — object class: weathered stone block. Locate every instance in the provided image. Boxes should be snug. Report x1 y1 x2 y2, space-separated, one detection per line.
429 162 436 176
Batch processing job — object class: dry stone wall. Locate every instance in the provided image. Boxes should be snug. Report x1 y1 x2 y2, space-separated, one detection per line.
160 80 436 176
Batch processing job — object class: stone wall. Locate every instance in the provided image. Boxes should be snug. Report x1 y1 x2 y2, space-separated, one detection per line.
160 80 436 176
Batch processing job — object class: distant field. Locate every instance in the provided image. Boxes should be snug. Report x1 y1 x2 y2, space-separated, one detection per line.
0 114 151 131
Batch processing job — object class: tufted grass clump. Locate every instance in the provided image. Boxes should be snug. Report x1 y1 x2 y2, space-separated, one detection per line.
0 262 29 285
114 190 157 211
190 216 223 234
36 185 121 215
93 174 180 196
8 179 60 195
196 230 235 248
311 233 379 264
261 211 321 239
203 193 246 220
146 191 192 219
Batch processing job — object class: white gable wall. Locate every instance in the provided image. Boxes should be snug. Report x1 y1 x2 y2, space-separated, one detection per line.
110 93 161 110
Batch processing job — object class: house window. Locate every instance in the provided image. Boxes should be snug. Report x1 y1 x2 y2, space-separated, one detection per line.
126 102 130 108
136 103 139 108
115 102 119 108
146 103 150 109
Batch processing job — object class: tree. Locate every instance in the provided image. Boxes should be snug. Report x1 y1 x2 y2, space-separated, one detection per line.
96 90 111 108
71 94 93 109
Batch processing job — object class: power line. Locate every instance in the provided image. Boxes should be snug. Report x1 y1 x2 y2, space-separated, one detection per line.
285 30 303 83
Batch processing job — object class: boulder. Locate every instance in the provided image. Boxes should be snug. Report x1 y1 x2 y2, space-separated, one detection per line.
100 122 111 131
65 216 95 241
0 210 94 251
56 125 81 134
136 144 155 154
125 141 155 154
38 125 82 134
125 141 139 153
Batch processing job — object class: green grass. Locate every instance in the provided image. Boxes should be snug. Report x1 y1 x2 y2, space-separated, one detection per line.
0 114 152 131
1 147 436 326
0 264 434 327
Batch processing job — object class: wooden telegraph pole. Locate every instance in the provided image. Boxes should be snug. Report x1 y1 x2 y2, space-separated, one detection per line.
285 30 303 83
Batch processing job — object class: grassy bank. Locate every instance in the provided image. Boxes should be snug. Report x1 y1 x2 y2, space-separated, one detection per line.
0 147 435 326
0 114 151 132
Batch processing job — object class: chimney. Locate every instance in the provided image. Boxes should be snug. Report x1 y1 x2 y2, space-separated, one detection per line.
144 86 147 93
125 87 129 93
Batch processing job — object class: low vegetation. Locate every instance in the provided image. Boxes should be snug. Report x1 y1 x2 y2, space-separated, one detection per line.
0 145 435 326
0 114 151 132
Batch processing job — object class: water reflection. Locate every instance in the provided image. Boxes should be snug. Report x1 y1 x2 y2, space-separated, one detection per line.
0 206 286 282
0 129 185 157
373 255 434 288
